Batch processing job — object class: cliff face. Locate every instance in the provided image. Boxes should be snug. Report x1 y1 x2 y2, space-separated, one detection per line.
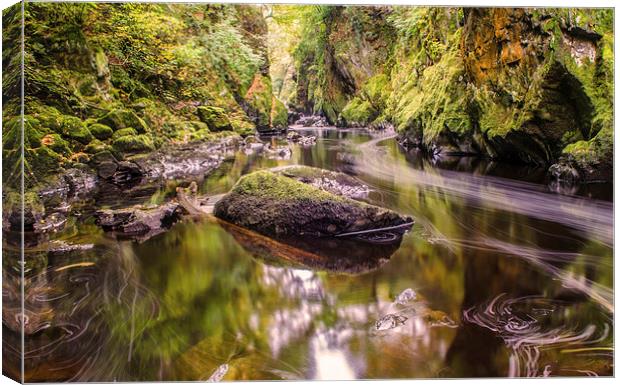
292 6 395 123
294 7 613 181
2 3 285 188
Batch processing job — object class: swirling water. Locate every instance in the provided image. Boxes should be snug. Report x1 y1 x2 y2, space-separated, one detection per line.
2 128 613 380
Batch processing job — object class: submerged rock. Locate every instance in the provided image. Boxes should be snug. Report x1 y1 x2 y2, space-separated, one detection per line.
375 314 408 331
214 167 412 238
263 143 292 160
95 202 183 235
395 288 417 305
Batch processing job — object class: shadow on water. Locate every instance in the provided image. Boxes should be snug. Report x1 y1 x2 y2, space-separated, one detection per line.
3 127 613 380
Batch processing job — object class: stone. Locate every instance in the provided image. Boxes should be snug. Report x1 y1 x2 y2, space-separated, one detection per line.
94 202 183 235
213 168 412 238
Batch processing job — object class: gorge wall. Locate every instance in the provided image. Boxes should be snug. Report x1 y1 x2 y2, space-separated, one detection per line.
2 2 287 189
291 7 613 182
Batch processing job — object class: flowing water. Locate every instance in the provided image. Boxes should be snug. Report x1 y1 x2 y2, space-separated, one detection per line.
3 128 614 381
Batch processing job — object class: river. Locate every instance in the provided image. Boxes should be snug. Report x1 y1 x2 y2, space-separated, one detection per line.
2 127 613 380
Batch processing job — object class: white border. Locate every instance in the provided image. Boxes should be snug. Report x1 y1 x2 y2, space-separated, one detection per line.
0 1 616 385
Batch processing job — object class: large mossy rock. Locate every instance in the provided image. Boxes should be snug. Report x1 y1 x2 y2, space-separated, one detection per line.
112 134 155 154
89 123 114 140
98 109 149 133
214 168 411 237
196 106 233 132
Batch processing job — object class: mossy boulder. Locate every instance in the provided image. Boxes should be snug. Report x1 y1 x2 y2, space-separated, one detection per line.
89 123 114 140
25 146 64 178
98 109 149 133
196 106 233 132
3 191 46 231
112 134 155 153
84 139 110 154
551 124 613 183
214 168 412 238
57 116 94 145
111 127 138 140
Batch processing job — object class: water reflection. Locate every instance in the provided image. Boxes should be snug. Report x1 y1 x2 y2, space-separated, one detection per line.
3 128 613 380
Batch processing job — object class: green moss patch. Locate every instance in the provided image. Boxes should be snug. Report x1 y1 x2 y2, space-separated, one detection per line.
89 123 114 140
196 106 233 132
112 134 155 153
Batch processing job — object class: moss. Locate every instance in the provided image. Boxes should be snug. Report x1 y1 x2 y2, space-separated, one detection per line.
98 109 149 133
58 115 94 144
188 121 210 132
111 127 138 140
89 123 114 140
84 139 109 154
390 43 471 145
41 133 71 156
341 97 375 125
25 146 64 179
230 118 255 136
245 74 273 131
190 129 214 141
270 96 288 129
232 170 349 204
3 115 50 150
563 124 612 166
112 134 155 153
196 106 233 132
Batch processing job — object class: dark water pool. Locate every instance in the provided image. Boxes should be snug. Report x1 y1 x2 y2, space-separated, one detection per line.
3 128 613 381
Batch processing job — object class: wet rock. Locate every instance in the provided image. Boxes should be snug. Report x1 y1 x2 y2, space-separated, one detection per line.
375 313 408 331
132 136 239 181
94 202 183 235
175 182 212 216
294 115 329 127
33 212 68 234
548 162 580 183
47 240 95 254
207 364 229 382
286 130 302 142
264 143 292 160
395 288 417 305
286 130 316 146
298 135 317 146
97 161 118 179
214 168 412 238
